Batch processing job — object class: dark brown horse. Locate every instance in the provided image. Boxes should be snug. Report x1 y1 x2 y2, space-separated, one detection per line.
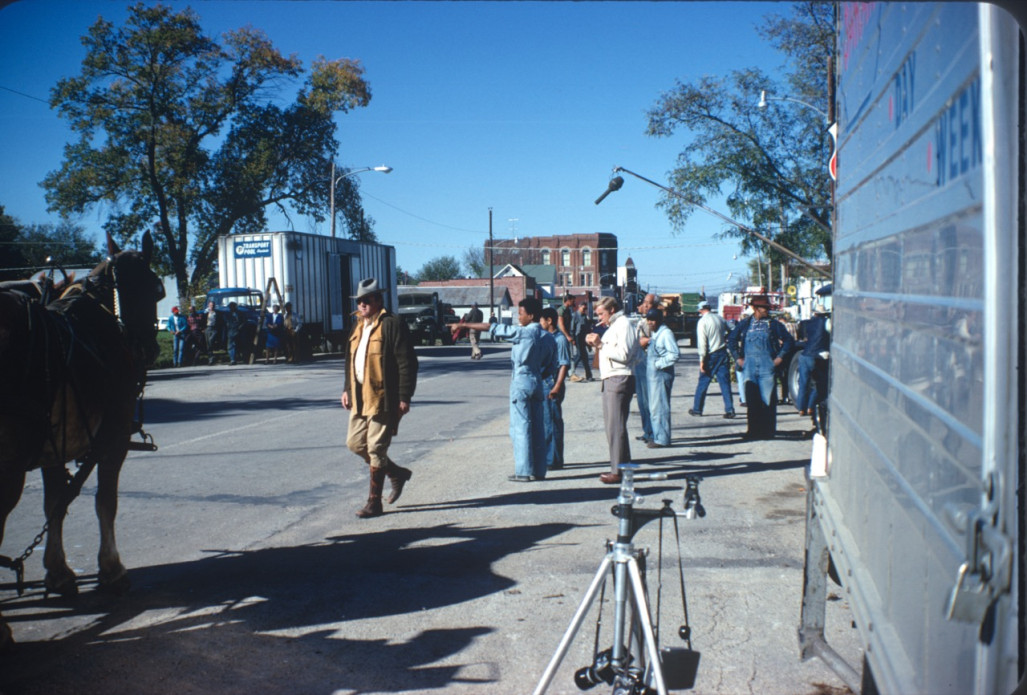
0 231 164 650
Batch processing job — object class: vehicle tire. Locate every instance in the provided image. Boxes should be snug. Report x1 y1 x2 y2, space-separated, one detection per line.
786 351 802 406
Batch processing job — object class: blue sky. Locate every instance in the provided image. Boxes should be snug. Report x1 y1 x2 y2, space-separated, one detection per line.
0 0 791 297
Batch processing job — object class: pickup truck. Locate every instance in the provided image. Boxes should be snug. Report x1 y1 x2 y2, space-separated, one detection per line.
202 287 265 359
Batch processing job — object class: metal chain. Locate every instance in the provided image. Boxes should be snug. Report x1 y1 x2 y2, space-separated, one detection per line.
1 520 49 596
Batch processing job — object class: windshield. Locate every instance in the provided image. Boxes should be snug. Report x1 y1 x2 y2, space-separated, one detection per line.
213 292 263 309
398 294 435 307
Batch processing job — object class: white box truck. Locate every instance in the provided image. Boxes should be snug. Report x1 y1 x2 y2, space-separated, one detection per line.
800 4 1022 694
216 231 396 352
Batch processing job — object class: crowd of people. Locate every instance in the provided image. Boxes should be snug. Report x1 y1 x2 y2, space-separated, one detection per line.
164 300 303 367
337 279 831 515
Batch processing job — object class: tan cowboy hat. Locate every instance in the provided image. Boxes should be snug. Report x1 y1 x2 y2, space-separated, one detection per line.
352 277 387 300
748 294 772 308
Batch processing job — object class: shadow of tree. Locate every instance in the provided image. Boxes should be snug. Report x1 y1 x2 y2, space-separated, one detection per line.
0 521 572 694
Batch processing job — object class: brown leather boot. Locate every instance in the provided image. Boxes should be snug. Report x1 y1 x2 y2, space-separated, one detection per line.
385 461 412 504
356 467 386 518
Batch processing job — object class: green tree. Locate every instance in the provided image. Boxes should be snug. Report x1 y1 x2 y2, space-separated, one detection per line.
43 3 372 304
17 221 103 269
417 255 461 282
462 246 486 278
644 1 835 266
0 205 27 280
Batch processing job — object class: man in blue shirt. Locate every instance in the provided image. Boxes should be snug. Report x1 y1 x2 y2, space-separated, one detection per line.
461 297 555 481
167 306 188 367
796 303 831 426
541 307 571 470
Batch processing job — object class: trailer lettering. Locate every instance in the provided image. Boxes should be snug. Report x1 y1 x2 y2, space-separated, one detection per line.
935 77 982 186
892 52 915 128
234 239 272 258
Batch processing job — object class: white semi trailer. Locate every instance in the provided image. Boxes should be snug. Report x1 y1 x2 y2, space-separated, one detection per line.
800 3 1023 694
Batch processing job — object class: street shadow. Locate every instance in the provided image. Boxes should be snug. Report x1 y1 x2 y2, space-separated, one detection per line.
399 455 805 515
0 521 570 694
142 395 334 424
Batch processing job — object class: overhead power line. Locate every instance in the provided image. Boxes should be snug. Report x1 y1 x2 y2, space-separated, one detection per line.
0 84 49 104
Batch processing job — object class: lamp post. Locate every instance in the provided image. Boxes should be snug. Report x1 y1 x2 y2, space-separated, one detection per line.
757 90 828 123
595 167 831 279
329 163 392 238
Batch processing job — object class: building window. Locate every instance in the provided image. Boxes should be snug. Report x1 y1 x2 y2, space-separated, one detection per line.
586 273 593 286
582 248 592 266
541 249 551 265
561 249 571 266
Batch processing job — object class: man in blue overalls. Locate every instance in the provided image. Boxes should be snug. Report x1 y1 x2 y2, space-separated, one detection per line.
727 295 794 439
461 297 556 481
540 307 571 470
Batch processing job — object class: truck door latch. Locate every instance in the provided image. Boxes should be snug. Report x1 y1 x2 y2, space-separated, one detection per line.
944 473 1013 627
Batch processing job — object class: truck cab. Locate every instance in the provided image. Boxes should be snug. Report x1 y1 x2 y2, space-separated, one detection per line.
202 287 265 358
397 287 448 346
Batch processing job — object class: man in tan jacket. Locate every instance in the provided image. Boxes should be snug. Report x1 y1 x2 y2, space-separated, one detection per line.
341 278 418 518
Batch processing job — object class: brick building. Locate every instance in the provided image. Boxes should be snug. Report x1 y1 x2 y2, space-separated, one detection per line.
486 233 618 299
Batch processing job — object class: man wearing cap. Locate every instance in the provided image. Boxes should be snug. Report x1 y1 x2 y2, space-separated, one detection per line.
796 303 831 425
645 307 680 448
341 278 419 518
690 300 736 419
727 295 794 439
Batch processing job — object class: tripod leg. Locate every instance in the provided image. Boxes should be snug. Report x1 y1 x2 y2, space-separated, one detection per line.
533 553 614 695
626 556 668 695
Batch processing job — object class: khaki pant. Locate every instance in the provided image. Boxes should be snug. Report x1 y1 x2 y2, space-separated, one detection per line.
347 410 394 471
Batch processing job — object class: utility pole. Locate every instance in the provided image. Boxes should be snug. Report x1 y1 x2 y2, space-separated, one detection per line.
489 208 494 319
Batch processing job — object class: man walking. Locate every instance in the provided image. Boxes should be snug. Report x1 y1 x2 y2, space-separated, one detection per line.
466 301 484 360
341 278 419 518
727 295 794 440
690 300 736 419
540 307 571 470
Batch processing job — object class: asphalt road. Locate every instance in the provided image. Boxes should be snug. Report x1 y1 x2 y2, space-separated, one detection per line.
0 340 862 695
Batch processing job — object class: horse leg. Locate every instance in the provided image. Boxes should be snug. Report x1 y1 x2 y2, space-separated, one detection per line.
95 452 128 594
0 468 28 652
41 466 78 597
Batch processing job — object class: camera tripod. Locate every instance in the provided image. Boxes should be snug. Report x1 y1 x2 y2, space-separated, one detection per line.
533 465 705 695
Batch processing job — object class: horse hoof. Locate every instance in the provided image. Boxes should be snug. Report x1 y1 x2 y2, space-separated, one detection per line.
44 572 79 599
98 573 131 596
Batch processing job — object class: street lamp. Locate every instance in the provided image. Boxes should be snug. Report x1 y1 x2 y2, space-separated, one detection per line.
595 166 831 279
329 163 392 238
757 89 829 123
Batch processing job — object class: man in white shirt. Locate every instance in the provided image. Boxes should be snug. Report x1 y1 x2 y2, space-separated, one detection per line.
586 296 641 484
690 300 736 418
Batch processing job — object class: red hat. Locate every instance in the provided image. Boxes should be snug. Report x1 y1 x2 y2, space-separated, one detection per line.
171 306 179 313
